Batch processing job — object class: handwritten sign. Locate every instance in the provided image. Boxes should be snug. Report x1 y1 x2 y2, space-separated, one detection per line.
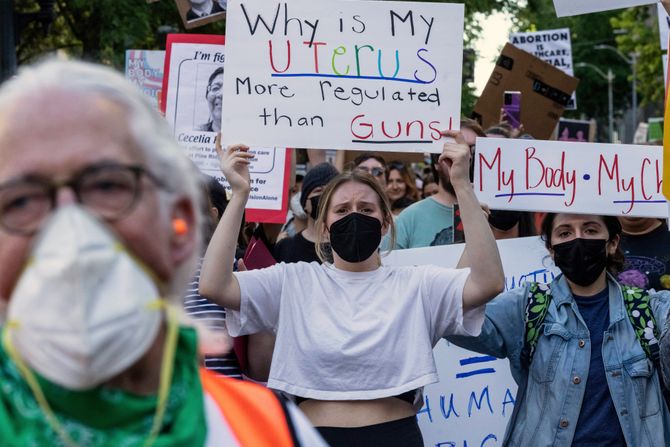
221 0 464 153
385 237 558 447
474 137 667 217
553 0 655 17
510 28 576 110
161 34 291 223
664 47 670 200
124 50 165 109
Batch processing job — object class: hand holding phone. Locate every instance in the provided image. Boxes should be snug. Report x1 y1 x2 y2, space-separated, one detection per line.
502 91 522 130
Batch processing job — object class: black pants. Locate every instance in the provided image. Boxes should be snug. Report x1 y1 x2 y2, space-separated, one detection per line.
316 416 424 447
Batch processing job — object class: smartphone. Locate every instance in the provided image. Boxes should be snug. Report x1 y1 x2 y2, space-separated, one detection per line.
502 91 522 130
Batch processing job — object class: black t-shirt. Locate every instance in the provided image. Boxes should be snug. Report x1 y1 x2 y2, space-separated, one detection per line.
273 232 320 264
620 223 670 291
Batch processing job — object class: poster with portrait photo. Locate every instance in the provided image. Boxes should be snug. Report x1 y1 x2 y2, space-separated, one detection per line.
161 34 291 223
174 0 226 30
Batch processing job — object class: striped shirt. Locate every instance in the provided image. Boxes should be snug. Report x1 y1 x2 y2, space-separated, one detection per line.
184 262 243 379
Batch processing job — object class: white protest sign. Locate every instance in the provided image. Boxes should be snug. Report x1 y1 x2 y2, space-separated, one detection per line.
659 3 670 51
553 0 655 17
222 0 464 153
510 28 576 110
162 36 290 221
385 237 558 447
474 137 667 218
664 54 668 92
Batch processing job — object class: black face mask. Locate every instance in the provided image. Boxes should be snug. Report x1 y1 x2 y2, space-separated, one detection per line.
328 213 382 263
308 195 321 221
488 210 522 231
552 238 608 287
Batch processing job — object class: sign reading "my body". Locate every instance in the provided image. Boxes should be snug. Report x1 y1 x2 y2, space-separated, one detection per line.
222 0 464 152
475 138 667 217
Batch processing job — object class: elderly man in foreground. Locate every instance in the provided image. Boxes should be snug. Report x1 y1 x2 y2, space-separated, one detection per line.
0 60 326 446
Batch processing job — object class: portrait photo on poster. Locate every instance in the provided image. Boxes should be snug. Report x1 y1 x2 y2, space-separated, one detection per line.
195 66 223 132
174 0 226 29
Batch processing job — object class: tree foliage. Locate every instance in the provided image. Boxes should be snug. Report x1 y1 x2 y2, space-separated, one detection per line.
611 6 664 111
510 0 664 138
13 0 514 116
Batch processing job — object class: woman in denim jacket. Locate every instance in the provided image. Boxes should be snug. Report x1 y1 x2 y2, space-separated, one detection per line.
448 213 670 446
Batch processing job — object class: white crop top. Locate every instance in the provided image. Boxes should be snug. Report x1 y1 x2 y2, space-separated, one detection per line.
227 262 483 400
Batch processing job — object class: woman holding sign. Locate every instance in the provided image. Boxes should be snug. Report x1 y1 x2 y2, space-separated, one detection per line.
448 213 670 446
199 132 504 446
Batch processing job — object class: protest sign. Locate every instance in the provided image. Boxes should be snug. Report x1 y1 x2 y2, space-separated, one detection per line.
649 117 664 142
385 236 558 447
664 47 670 200
472 44 579 140
634 123 650 144
474 137 667 218
161 34 291 223
221 0 464 153
553 0 655 17
125 50 165 109
659 3 670 51
558 118 593 142
174 0 227 29
510 28 576 110
664 54 669 94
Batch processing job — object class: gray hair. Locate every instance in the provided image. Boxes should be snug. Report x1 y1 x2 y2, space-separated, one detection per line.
0 59 203 299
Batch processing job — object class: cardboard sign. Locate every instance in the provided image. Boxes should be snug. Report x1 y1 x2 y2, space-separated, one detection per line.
221 0 464 153
509 28 576 110
161 34 291 223
384 237 559 447
553 0 655 17
474 137 667 218
125 50 165 109
558 118 594 142
472 43 579 140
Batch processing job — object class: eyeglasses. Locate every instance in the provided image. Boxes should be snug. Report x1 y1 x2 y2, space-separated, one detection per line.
0 163 166 235
356 166 385 178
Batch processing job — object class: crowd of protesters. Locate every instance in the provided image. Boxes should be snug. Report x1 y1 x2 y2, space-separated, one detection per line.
1 17 670 447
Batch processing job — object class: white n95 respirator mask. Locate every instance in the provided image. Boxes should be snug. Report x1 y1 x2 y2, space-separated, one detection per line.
6 206 164 390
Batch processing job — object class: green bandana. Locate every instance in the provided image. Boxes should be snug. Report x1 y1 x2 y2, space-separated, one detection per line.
0 326 206 447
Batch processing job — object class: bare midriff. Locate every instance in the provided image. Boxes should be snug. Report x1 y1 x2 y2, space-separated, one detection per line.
299 397 416 427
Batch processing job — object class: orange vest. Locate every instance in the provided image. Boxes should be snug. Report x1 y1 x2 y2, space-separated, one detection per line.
200 369 297 447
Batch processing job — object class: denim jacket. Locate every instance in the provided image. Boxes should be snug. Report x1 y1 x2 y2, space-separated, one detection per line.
447 274 670 446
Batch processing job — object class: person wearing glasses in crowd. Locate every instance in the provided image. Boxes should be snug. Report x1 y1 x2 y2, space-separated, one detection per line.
385 161 420 216
0 59 326 446
384 118 485 249
196 67 223 133
199 130 504 447
352 153 387 188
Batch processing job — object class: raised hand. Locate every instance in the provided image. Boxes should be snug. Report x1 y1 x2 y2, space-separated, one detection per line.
215 134 253 196
438 130 472 190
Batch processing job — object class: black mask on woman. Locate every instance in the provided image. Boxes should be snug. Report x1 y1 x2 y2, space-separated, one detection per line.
552 238 608 287
328 213 382 263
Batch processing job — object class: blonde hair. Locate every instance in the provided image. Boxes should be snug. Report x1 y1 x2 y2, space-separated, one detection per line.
314 170 396 263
